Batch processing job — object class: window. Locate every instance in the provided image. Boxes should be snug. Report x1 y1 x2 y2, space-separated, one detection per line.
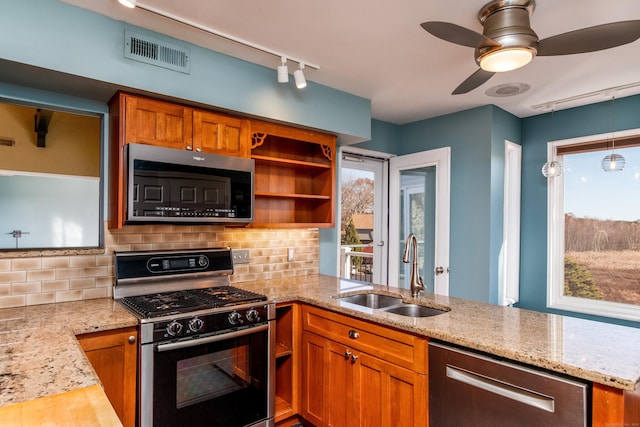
547 129 640 321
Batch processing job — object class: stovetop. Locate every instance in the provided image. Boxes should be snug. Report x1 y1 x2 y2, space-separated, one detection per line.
120 285 268 319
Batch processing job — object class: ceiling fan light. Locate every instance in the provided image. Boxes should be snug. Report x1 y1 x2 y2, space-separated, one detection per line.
479 48 534 72
118 0 137 8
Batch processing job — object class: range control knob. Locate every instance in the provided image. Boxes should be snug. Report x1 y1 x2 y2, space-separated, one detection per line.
228 311 243 326
246 309 260 322
166 320 183 337
198 256 208 267
188 317 204 333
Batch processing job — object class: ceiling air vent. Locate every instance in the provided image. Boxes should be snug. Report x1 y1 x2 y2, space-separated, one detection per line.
124 30 190 74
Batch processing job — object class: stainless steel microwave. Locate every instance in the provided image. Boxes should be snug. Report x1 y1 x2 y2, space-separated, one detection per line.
126 143 254 224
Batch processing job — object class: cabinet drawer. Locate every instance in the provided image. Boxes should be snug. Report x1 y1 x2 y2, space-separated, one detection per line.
302 305 427 373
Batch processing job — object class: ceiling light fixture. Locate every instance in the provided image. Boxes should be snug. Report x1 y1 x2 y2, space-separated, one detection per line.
479 47 534 72
601 94 626 172
118 0 137 8
294 63 307 89
277 57 289 83
115 0 319 80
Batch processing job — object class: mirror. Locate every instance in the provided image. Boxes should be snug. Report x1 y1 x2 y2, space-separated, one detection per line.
0 101 103 251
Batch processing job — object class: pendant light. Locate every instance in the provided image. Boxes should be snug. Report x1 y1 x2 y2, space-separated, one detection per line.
542 107 563 178
601 95 626 172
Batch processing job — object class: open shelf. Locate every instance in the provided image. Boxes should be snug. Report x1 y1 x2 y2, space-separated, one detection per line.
275 303 298 424
251 121 335 228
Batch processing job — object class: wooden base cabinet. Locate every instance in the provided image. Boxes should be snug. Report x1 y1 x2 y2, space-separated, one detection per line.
77 326 138 427
301 306 428 427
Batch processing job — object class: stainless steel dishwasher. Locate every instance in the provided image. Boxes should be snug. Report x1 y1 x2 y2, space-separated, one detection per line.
429 342 589 426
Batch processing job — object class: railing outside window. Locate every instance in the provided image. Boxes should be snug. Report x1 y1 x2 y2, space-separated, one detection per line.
340 244 374 282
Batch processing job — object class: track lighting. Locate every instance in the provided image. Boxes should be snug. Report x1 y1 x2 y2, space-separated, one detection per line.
277 57 289 83
294 63 307 89
118 0 137 8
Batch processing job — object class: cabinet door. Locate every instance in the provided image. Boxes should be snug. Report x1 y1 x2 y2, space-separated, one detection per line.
124 95 193 149
193 110 250 157
357 352 428 427
301 332 356 427
77 327 138 427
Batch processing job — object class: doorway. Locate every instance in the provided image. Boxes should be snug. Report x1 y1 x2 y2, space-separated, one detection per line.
388 147 451 296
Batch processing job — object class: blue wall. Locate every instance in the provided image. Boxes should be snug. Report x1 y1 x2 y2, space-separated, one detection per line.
0 0 371 143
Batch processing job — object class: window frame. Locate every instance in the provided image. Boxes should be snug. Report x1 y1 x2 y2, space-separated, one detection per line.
546 127 640 322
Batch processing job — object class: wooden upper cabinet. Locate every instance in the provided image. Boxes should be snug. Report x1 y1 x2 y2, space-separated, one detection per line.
193 110 250 157
123 93 193 150
250 120 336 228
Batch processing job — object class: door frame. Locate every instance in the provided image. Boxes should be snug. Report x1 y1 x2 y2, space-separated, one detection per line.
388 147 451 296
337 146 391 285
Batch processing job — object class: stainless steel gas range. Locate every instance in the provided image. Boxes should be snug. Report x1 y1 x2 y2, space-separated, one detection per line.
114 248 275 427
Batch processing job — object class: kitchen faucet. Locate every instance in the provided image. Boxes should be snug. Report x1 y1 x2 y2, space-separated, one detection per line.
402 233 424 298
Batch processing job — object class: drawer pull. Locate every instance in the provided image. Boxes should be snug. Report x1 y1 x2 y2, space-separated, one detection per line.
351 354 359 362
344 350 352 359
128 335 136 344
348 330 360 339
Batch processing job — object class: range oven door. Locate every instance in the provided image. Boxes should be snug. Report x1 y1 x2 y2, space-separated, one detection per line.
140 323 274 427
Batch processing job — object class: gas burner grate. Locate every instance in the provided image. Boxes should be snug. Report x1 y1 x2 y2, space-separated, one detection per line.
120 286 267 319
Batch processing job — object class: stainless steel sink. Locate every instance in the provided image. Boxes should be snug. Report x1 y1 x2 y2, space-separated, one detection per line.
335 293 403 309
335 292 448 318
382 304 447 317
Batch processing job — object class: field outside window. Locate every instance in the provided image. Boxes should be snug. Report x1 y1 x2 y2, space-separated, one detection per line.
547 132 640 321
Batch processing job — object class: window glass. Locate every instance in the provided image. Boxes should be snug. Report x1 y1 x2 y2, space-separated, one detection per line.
549 143 640 319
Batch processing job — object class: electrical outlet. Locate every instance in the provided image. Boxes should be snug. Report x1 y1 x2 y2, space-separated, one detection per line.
232 249 250 264
287 247 295 262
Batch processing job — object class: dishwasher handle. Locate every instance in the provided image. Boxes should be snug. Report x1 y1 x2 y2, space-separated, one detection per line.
446 365 555 413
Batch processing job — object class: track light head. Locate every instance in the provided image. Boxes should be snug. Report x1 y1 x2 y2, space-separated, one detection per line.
118 0 137 8
294 63 307 89
277 57 289 83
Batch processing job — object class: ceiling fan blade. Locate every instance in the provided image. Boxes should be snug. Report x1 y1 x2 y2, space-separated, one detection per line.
452 69 496 95
538 20 640 56
421 21 500 48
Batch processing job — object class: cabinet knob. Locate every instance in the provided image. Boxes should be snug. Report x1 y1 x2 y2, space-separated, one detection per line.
348 330 360 339
195 147 202 152
351 354 358 362
344 350 352 359
128 335 136 344
186 145 193 151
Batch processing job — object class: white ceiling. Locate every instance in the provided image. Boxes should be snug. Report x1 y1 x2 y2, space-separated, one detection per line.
61 0 640 124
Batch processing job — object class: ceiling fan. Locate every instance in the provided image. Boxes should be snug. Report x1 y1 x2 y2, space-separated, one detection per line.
421 0 640 94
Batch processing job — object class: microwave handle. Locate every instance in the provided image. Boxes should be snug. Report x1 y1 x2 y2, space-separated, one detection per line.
155 324 268 352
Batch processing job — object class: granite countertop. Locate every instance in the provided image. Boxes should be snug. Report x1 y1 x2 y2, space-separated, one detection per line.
237 274 640 391
2 274 639 409
0 298 138 407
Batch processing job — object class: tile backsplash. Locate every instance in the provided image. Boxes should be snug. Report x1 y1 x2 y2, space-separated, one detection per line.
0 223 319 308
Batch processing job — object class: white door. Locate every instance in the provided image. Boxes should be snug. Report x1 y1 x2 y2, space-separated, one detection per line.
389 147 450 296
339 149 389 285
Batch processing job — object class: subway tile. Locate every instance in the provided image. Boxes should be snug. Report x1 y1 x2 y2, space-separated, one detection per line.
26 269 55 282
83 287 108 300
26 293 56 306
55 290 83 303
0 260 10 272
118 233 143 244
55 268 83 280
69 256 97 268
0 271 27 284
42 280 70 292
12 282 41 294
70 278 96 290
41 257 70 269
11 258 41 271
0 284 10 296
0 295 26 308
82 266 108 278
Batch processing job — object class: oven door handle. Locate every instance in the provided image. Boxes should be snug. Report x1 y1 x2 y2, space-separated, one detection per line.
155 324 268 352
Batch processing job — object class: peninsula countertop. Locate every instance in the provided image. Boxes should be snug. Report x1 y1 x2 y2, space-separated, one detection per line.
237 274 640 391
1 273 639 412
